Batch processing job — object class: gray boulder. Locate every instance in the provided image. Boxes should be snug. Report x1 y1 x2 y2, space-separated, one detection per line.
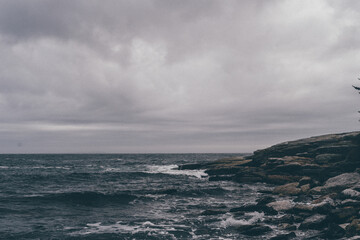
324 172 360 192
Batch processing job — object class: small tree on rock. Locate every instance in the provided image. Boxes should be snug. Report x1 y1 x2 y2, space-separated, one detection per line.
353 79 360 116
353 79 360 92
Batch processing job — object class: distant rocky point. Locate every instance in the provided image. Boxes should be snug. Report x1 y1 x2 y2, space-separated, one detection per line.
180 131 360 238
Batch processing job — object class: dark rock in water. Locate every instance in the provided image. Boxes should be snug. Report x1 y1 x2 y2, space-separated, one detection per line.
230 204 261 212
341 188 360 200
205 167 240 176
340 199 360 207
256 196 276 206
200 209 226 216
230 205 256 212
269 232 296 240
266 214 295 224
293 194 313 203
329 207 358 224
298 176 312 186
178 163 205 170
319 223 346 239
208 175 233 181
236 224 272 236
298 214 328 230
168 230 192 238
346 219 360 237
279 223 297 231
230 203 278 215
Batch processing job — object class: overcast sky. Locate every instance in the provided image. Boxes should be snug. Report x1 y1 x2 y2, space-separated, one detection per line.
0 0 359 153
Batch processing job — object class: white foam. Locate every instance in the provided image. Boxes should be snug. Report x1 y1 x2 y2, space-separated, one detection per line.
146 165 208 179
103 167 123 172
77 222 137 235
221 212 265 228
73 221 191 236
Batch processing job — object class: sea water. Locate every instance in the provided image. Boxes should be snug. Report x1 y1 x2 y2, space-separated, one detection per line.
0 154 281 239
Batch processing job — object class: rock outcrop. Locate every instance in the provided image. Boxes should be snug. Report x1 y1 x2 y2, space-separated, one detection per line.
201 131 360 185
179 131 360 239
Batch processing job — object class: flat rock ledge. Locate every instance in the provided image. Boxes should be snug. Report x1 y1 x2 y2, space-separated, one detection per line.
180 131 360 239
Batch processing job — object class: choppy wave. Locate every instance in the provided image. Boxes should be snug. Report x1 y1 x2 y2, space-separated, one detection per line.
221 212 265 227
72 220 194 239
146 164 208 179
25 191 137 206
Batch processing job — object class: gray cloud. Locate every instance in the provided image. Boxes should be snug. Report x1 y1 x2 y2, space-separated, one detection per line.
0 0 359 153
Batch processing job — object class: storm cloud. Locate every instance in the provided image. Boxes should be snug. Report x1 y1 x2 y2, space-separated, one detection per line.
0 0 359 153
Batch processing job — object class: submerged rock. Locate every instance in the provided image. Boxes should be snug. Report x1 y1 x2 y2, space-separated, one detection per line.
236 224 273 236
346 219 360 237
298 214 328 230
269 232 296 240
200 209 227 216
319 223 346 239
329 207 358 223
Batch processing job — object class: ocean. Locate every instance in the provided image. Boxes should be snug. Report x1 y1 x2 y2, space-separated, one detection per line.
0 153 278 239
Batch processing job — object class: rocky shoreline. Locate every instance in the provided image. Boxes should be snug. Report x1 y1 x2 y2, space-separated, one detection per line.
180 131 360 239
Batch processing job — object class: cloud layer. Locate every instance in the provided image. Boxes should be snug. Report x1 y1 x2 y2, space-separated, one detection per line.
0 0 359 153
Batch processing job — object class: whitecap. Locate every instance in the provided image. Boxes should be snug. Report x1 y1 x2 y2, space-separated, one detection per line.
146 164 208 179
221 212 265 228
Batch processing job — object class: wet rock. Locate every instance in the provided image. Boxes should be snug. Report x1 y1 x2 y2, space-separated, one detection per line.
329 207 358 223
267 200 294 212
340 199 360 207
323 172 360 192
346 219 360 237
270 232 296 240
265 175 301 184
319 223 346 239
230 205 258 212
200 209 226 216
266 214 295 224
300 183 310 193
291 204 314 214
205 167 240 176
280 224 297 231
298 214 328 230
342 188 360 200
230 204 277 215
273 182 302 196
178 163 205 170
309 186 325 195
298 176 312 186
270 162 304 174
236 224 273 236
311 193 338 203
232 168 265 183
293 194 313 202
316 145 355 155
256 196 276 206
208 175 233 181
168 230 192 238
